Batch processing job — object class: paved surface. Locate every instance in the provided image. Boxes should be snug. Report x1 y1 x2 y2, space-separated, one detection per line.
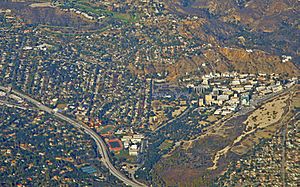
280 90 299 187
0 86 146 187
0 99 36 111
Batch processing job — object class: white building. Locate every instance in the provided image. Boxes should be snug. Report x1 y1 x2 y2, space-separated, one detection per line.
129 145 139 156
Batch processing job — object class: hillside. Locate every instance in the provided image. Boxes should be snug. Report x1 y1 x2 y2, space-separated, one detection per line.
165 0 300 66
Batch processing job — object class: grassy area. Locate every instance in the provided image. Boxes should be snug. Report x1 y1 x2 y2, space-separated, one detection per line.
71 1 139 23
39 24 75 29
230 93 291 156
115 150 136 162
206 115 219 122
99 125 114 134
56 103 67 109
116 150 128 158
159 140 174 151
41 28 81 36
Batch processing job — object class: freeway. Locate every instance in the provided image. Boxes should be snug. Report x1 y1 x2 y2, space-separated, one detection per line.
4 88 147 187
0 99 37 111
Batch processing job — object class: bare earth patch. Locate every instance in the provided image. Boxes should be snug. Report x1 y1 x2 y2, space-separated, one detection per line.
209 92 292 170
29 2 53 8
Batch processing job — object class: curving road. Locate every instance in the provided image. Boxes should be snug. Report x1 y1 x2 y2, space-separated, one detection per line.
1 87 147 187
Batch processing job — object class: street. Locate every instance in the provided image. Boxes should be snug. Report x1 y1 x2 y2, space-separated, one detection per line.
0 86 146 187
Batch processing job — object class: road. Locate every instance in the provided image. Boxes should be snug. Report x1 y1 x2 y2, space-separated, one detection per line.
280 89 299 187
1 87 147 187
0 86 12 117
0 99 37 111
208 87 298 170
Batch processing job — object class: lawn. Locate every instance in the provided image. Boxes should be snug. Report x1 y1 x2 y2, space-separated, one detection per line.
99 125 114 134
115 150 136 163
71 1 140 23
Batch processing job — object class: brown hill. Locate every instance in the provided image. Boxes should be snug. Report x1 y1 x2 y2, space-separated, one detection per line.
129 47 299 82
165 0 300 66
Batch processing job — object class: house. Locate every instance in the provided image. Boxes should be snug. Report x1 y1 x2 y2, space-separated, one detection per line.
244 85 253 91
198 98 205 107
232 86 245 93
231 79 241 86
205 94 214 105
217 95 230 102
271 85 283 93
